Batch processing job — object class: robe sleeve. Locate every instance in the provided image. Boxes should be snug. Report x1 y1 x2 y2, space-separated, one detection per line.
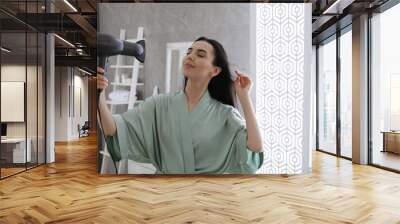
105 96 159 167
226 107 264 173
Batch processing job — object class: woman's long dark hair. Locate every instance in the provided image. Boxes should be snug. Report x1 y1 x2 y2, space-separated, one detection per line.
184 37 236 107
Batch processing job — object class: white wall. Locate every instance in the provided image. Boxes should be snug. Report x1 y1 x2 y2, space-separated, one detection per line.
72 74 89 138
54 67 89 141
55 66 69 141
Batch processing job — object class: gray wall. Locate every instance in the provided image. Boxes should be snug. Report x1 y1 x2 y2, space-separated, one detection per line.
99 3 251 97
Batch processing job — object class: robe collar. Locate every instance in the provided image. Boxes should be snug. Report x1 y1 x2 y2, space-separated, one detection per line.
179 89 211 115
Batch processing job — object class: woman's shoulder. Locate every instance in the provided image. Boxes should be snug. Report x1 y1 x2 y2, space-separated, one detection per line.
216 103 245 126
142 90 182 105
208 98 239 116
209 100 244 127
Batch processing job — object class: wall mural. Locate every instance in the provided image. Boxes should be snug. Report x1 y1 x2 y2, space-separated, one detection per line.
256 4 309 174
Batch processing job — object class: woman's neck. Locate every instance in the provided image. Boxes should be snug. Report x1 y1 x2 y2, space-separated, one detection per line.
184 79 208 108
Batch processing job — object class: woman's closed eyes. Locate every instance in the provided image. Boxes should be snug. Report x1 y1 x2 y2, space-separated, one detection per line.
186 48 207 58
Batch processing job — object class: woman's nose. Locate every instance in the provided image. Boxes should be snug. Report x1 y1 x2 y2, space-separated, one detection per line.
186 52 194 61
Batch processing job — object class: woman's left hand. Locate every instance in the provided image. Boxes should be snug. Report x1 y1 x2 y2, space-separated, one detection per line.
233 70 252 99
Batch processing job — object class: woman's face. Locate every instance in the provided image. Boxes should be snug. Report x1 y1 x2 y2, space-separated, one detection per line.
182 41 221 81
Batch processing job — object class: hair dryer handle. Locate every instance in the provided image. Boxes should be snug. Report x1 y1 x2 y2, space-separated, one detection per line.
98 57 107 71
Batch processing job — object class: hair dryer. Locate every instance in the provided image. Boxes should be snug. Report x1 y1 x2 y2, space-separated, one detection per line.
97 33 145 70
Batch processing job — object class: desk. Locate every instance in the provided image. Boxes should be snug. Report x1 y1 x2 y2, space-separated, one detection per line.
381 131 400 154
1 138 31 163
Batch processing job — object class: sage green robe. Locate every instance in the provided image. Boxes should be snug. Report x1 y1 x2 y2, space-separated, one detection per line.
106 90 263 174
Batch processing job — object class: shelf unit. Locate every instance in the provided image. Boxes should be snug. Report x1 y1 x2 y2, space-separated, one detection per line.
100 27 147 174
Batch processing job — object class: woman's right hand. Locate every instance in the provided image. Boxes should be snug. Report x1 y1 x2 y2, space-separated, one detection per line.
97 67 109 90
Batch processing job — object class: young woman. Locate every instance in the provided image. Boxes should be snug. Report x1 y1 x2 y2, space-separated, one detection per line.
97 37 263 174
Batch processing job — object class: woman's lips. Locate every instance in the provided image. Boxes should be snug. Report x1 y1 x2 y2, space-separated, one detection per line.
184 63 195 69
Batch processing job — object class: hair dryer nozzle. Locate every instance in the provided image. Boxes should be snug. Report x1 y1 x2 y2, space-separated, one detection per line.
120 39 145 63
134 40 145 63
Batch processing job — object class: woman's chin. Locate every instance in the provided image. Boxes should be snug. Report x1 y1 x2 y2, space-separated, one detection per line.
182 72 192 78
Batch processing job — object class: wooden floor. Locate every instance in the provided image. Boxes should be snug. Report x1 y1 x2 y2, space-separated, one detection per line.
1 167 26 178
1 163 45 178
372 150 400 171
1 135 400 223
